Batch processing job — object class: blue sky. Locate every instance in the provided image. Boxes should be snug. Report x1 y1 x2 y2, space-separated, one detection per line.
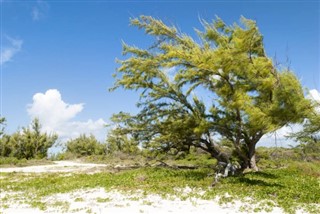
1 1 319 146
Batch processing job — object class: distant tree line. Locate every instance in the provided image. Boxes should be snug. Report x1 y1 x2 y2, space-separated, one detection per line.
0 109 318 162
0 117 140 160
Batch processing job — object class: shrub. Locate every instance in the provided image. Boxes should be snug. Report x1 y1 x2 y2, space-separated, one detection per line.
0 118 57 159
66 134 106 157
106 128 140 155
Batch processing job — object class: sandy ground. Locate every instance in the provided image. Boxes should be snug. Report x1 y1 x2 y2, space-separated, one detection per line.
1 187 286 214
0 161 302 214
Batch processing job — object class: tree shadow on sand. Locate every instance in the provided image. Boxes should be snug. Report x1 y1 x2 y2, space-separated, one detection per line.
250 171 279 179
238 172 284 188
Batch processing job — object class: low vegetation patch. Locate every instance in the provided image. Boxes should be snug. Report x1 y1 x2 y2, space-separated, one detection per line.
0 157 53 167
1 160 319 213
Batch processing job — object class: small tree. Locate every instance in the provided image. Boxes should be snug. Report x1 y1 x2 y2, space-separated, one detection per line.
0 117 5 137
0 117 9 156
111 16 310 171
106 124 140 155
0 118 57 159
66 134 106 157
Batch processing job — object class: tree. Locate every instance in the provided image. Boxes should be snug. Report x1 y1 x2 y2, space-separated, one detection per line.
110 16 310 171
0 118 57 159
106 124 140 155
0 117 6 137
0 117 11 157
290 93 320 160
66 134 106 157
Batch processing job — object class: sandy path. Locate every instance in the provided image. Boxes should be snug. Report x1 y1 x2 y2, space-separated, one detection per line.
0 161 109 173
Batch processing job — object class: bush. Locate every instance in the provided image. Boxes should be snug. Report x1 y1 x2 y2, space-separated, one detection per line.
0 157 25 165
106 128 140 155
0 118 57 160
66 134 106 157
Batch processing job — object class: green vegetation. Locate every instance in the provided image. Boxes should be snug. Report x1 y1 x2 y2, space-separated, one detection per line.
0 118 57 160
289 95 320 161
0 157 319 213
105 126 140 155
0 157 53 167
54 132 141 160
0 117 5 137
65 134 106 157
110 15 311 172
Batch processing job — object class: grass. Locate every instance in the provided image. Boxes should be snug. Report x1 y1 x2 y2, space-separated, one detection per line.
0 157 53 167
212 167 320 213
0 160 319 213
96 197 112 203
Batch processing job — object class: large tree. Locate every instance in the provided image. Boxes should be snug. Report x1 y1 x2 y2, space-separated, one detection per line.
111 16 310 171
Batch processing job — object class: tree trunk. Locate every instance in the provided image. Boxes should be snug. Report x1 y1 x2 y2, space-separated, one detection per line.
210 149 230 164
248 143 259 171
249 153 259 171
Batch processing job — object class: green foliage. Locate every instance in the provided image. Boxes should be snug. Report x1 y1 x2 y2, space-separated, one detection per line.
0 118 58 159
66 134 106 157
289 96 320 160
105 126 140 155
0 157 53 166
0 117 6 137
294 141 320 161
51 151 79 161
0 156 27 166
110 15 310 170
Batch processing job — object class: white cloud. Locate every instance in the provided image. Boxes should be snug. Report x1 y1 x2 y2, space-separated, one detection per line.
27 89 107 142
309 89 320 105
0 36 23 65
258 124 302 148
31 0 49 21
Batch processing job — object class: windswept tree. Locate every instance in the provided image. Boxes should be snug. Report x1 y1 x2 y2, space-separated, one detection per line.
110 16 310 171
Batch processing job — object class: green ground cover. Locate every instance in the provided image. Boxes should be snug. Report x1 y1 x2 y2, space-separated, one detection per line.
1 159 319 213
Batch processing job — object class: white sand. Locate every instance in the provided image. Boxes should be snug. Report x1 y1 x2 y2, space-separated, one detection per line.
0 161 109 173
1 188 286 214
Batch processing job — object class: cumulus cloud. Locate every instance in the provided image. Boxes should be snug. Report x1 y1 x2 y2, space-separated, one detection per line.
0 36 23 65
309 89 320 105
27 89 107 141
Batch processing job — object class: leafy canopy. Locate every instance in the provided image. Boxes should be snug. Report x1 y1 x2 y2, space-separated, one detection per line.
66 134 106 157
111 16 310 169
0 118 57 159
290 93 320 160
